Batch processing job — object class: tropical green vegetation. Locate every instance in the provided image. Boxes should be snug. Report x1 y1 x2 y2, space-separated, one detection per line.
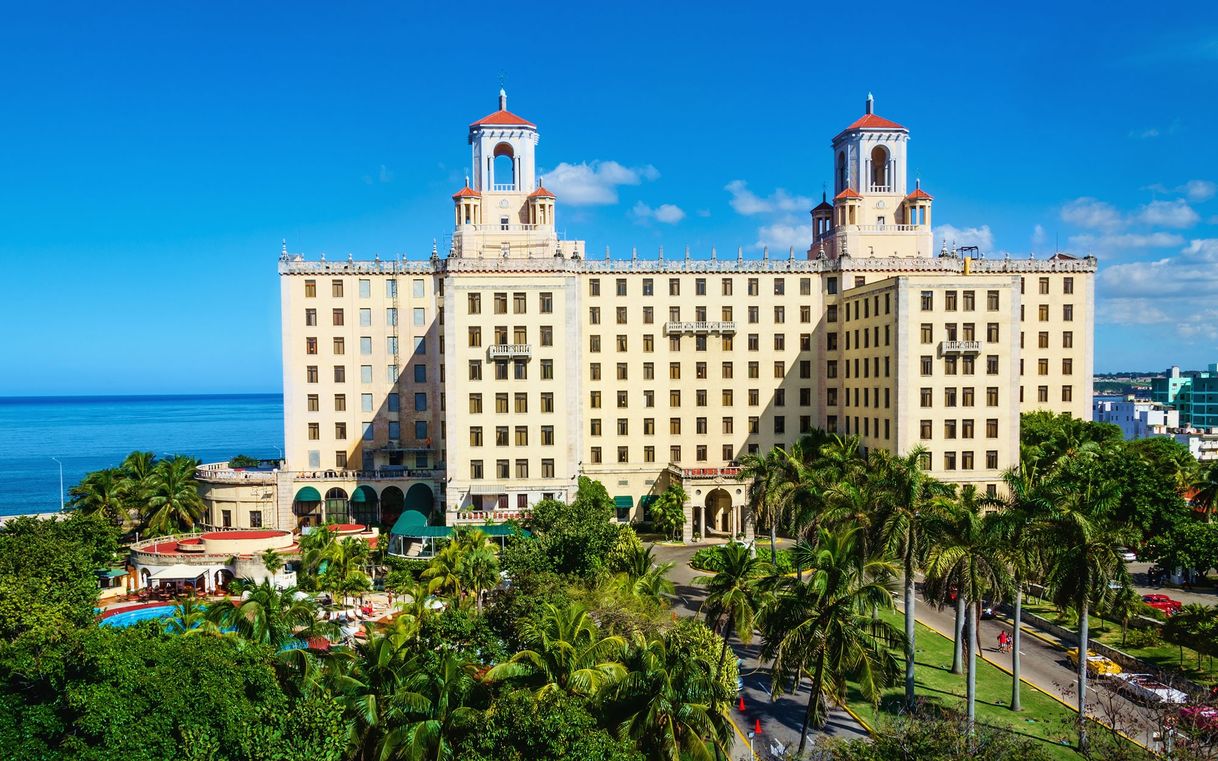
67 450 207 536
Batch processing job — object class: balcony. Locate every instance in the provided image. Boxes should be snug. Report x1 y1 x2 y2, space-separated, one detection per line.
491 183 517 192
663 321 737 335
292 468 444 482
680 466 743 481
488 344 532 359
941 340 982 354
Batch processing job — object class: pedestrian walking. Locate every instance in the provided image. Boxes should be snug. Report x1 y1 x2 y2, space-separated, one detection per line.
997 629 1010 653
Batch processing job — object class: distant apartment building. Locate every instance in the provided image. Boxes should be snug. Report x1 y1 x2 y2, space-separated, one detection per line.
196 91 1097 544
1092 397 1179 439
1152 364 1218 429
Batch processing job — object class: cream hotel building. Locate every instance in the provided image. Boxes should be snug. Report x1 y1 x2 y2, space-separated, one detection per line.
197 92 1096 546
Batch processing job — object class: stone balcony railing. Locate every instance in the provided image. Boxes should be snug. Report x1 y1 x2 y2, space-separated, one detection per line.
487 344 532 359
680 466 743 481
663 321 737 335
940 340 982 354
195 462 278 484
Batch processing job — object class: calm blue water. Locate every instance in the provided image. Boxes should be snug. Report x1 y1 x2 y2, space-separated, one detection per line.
0 394 282 516
99 604 176 627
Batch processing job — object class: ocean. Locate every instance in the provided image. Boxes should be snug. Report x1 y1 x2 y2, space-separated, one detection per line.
0 394 282 517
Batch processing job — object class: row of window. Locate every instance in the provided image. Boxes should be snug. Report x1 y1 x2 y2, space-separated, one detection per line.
589 276 816 298
588 304 803 325
920 355 1002 376
470 459 556 479
303 450 430 470
304 278 426 299
305 392 429 413
588 360 816 382
307 419 429 441
919 387 1004 408
1021 358 1074 376
305 335 412 356
467 292 553 315
306 361 429 385
915 289 1005 312
918 418 1003 439
304 307 428 328
586 333 799 353
469 326 551 346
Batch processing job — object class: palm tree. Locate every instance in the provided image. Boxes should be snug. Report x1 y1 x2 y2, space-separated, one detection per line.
618 544 676 606
923 485 1011 740
738 447 787 563
422 539 465 598
695 541 768 710
616 633 732 761
298 523 337 577
121 450 158 510
1192 460 1218 521
483 602 627 698
165 596 221 636
872 445 948 710
67 468 131 529
143 456 205 535
205 579 329 649
332 632 409 759
761 526 900 754
1043 471 1131 752
377 653 478 761
456 530 499 614
986 462 1054 711
262 547 285 580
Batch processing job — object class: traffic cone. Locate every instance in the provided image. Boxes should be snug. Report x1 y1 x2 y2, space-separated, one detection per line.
738 696 745 711
754 718 762 735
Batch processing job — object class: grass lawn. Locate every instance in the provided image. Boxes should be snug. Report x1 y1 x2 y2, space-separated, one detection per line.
844 611 1086 761
1020 600 1218 686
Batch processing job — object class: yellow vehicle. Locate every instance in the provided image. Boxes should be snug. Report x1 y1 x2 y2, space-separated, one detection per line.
1066 648 1123 677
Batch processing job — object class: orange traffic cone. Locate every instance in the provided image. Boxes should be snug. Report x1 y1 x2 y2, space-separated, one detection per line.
754 718 762 735
738 696 745 711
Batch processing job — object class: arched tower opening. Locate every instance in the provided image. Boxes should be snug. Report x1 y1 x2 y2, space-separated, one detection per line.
492 142 516 191
869 145 891 192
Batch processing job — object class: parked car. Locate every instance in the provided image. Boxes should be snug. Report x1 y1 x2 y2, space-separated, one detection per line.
1118 547 1137 562
1179 705 1218 734
1142 593 1183 616
1114 673 1189 705
980 601 996 619
1066 648 1123 677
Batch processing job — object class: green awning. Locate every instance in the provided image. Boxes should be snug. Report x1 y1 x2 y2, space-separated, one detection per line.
350 485 378 503
639 495 658 507
95 568 127 579
390 509 429 536
614 496 634 508
294 486 321 502
389 520 530 539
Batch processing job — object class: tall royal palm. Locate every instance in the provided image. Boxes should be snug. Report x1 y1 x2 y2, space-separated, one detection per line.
143 456 205 535
761 526 899 754
873 445 947 710
1043 470 1130 751
924 485 1011 740
695 541 769 709
738 447 787 563
986 462 1053 711
1192 460 1218 522
378 653 477 761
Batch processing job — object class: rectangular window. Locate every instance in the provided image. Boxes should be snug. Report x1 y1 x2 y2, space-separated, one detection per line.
332 280 343 298
332 308 345 326
513 293 527 313
304 280 317 298
333 365 346 383
920 291 933 310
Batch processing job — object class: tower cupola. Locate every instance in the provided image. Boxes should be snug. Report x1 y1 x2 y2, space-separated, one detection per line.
468 89 539 193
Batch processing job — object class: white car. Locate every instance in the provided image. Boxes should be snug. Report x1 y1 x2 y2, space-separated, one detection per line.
1118 548 1137 562
1114 673 1188 705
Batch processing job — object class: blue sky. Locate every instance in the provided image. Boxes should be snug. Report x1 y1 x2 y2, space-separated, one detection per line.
2 3 1217 395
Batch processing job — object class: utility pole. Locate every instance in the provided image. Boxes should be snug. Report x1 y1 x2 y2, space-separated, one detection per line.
51 457 64 511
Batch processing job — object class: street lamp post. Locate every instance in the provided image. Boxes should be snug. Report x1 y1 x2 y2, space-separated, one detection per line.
51 457 64 511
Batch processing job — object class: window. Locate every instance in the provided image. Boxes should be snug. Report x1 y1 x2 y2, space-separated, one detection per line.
1038 358 1049 376
695 278 706 296
590 447 602 464
541 393 554 413
774 278 785 295
642 279 654 296
414 393 427 411
495 393 508 413
722 278 733 296
920 388 932 407
669 278 680 296
414 365 426 383
944 388 958 407
1038 304 1049 321
307 422 319 440
774 416 785 434
1039 277 1050 295
494 292 508 313
304 280 317 298
920 324 933 344
987 323 999 342
920 291 933 310
469 427 483 447
589 335 601 353
589 306 600 325
306 337 318 355
920 355 933 376
589 279 600 297
514 393 527 413
540 326 553 347
944 452 957 471
541 458 555 478
305 308 317 326
962 387 975 407
469 460 483 479
963 291 975 311
1063 304 1074 321
1063 277 1074 295
497 460 509 479
616 306 628 325
986 355 999 375
334 394 346 411
332 280 343 298
986 418 998 438
1063 331 1074 348
945 291 958 311
333 365 346 383
920 419 932 439
513 293 527 313
332 308 344 326
987 387 999 406
1062 385 1074 402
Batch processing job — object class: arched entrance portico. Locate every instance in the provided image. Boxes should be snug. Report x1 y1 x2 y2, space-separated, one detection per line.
381 486 405 528
351 486 379 527
703 488 739 539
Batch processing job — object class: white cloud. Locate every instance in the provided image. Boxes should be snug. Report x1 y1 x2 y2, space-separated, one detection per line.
378 164 393 183
1130 127 1161 139
1067 232 1185 253
934 224 994 251
724 180 813 216
1096 239 1218 338
1136 199 1199 228
1144 180 1215 201
753 221 813 252
630 201 685 224
541 160 660 205
1061 197 1124 231
696 209 711 218
1031 224 1047 248
1098 298 1172 325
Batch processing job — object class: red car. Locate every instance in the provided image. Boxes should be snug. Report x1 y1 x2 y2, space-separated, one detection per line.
1142 594 1183 616
1179 705 1218 733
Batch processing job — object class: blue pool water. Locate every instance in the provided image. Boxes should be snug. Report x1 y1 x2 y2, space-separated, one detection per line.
99 604 176 627
0 393 282 516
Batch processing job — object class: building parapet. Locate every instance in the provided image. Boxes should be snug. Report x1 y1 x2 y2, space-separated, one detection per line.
279 252 1096 277
195 462 279 484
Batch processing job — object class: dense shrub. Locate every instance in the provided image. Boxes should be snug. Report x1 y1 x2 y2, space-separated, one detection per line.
690 543 793 574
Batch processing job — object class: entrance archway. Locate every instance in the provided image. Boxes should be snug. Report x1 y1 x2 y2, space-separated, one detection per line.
350 485 379 527
403 483 434 527
704 488 734 538
293 486 323 529
380 486 405 528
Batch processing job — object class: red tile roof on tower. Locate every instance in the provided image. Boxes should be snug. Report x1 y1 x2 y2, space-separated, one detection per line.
528 186 555 198
813 200 834 211
452 185 481 199
905 187 933 201
844 113 906 131
469 110 536 128
834 187 862 201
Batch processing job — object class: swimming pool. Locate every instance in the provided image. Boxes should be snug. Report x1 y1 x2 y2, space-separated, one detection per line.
99 604 176 627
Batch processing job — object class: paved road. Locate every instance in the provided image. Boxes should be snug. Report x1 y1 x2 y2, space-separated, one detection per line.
1128 561 1218 607
653 542 869 759
901 587 1166 750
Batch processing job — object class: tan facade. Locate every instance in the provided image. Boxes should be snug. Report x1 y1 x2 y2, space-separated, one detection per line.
196 92 1097 541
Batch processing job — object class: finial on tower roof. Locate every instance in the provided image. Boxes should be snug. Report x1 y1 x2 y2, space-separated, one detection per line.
737 246 743 262
866 92 874 115
432 239 438 257
763 245 769 261
789 246 795 260
940 238 948 257
710 246 717 261
658 245 664 261
464 175 470 187
499 87 507 111
631 246 638 261
281 239 287 257
684 245 690 261
605 245 611 261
